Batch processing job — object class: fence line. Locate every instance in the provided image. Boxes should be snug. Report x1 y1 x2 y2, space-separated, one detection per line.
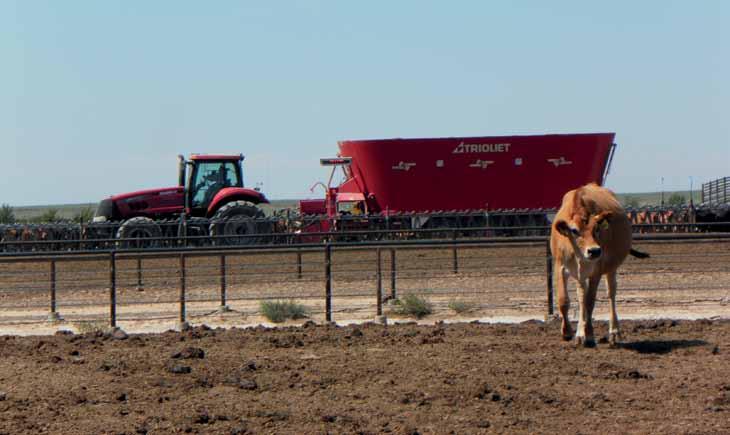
0 235 729 330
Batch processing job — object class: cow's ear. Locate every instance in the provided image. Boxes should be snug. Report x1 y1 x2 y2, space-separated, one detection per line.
554 220 571 236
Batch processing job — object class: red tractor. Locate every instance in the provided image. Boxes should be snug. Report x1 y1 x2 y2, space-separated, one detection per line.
93 154 269 245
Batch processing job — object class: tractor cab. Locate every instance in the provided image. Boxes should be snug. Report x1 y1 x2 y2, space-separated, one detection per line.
181 154 246 217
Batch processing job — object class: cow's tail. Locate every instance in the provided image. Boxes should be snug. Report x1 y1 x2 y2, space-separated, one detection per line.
629 248 650 259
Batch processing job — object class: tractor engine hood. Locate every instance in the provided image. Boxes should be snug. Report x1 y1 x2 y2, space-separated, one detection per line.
110 187 183 202
94 187 185 222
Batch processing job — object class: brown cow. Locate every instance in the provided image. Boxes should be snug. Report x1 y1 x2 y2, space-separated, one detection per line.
550 183 649 347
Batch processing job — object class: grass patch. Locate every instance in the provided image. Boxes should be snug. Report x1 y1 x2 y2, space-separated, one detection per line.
394 294 433 319
448 299 475 314
260 300 309 323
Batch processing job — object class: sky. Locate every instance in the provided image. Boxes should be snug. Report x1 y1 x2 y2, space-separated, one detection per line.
1 1 728 206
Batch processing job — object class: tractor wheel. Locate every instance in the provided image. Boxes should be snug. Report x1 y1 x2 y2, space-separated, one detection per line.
116 217 163 249
209 201 265 245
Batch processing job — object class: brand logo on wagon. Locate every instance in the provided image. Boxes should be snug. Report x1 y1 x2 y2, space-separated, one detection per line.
452 142 511 154
469 159 494 169
392 161 416 171
547 157 572 167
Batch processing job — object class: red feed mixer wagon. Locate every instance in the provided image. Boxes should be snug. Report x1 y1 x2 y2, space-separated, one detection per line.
300 132 616 234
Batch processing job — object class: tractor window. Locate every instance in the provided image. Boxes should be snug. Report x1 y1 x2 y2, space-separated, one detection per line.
191 162 240 208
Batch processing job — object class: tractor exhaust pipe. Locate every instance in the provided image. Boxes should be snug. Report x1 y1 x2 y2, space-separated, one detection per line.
177 155 186 187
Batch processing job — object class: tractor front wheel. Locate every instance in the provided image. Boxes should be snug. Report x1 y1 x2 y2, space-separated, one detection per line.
116 217 163 249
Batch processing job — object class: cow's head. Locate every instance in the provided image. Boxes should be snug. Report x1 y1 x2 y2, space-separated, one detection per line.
555 207 613 262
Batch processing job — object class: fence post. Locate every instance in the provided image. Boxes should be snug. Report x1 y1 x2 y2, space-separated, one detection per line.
109 252 117 328
135 257 143 291
390 248 397 300
325 242 332 323
376 248 383 316
297 249 303 279
219 254 230 312
452 230 458 274
47 259 62 322
178 253 189 329
546 239 554 318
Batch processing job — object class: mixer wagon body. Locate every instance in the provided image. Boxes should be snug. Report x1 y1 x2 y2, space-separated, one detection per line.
331 132 616 214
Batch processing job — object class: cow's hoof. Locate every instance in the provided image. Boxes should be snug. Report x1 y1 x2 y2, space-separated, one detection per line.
608 332 621 346
575 336 596 348
562 333 574 341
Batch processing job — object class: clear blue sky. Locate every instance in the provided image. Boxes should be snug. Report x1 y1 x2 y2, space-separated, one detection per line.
2 1 728 206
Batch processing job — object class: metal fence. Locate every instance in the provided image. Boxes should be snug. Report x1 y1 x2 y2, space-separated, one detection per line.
0 232 729 332
702 176 730 205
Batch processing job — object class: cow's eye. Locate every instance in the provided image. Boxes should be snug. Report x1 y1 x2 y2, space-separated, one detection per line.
570 227 579 236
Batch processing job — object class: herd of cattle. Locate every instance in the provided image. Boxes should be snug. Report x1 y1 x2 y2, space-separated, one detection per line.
626 205 730 231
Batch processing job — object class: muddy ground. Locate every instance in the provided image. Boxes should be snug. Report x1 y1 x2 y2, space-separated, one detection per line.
0 319 729 434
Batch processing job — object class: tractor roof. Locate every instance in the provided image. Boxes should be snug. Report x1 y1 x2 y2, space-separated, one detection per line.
189 154 244 161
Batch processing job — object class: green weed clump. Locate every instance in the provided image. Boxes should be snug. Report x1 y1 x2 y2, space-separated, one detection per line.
448 299 475 314
394 294 433 319
260 300 309 323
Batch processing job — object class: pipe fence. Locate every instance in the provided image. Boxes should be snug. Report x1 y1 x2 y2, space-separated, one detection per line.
0 233 728 331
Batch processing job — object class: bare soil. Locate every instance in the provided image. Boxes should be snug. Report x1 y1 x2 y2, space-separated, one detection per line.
0 319 729 435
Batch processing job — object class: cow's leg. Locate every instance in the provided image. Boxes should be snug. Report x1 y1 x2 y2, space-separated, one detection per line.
575 278 587 345
556 264 572 340
575 276 598 348
605 271 621 345
583 275 601 347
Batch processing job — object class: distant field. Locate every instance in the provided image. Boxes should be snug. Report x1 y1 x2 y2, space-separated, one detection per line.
3 191 703 222
11 203 97 221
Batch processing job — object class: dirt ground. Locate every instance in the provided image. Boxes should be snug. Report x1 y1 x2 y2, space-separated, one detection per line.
0 319 728 434
0 240 728 434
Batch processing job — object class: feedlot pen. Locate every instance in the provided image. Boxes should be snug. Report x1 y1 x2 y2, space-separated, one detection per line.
0 236 729 334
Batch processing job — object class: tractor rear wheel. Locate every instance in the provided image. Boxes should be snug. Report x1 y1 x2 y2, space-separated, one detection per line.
209 201 265 245
116 217 163 249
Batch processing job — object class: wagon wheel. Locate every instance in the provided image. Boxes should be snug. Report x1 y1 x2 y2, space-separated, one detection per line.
427 216 456 240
